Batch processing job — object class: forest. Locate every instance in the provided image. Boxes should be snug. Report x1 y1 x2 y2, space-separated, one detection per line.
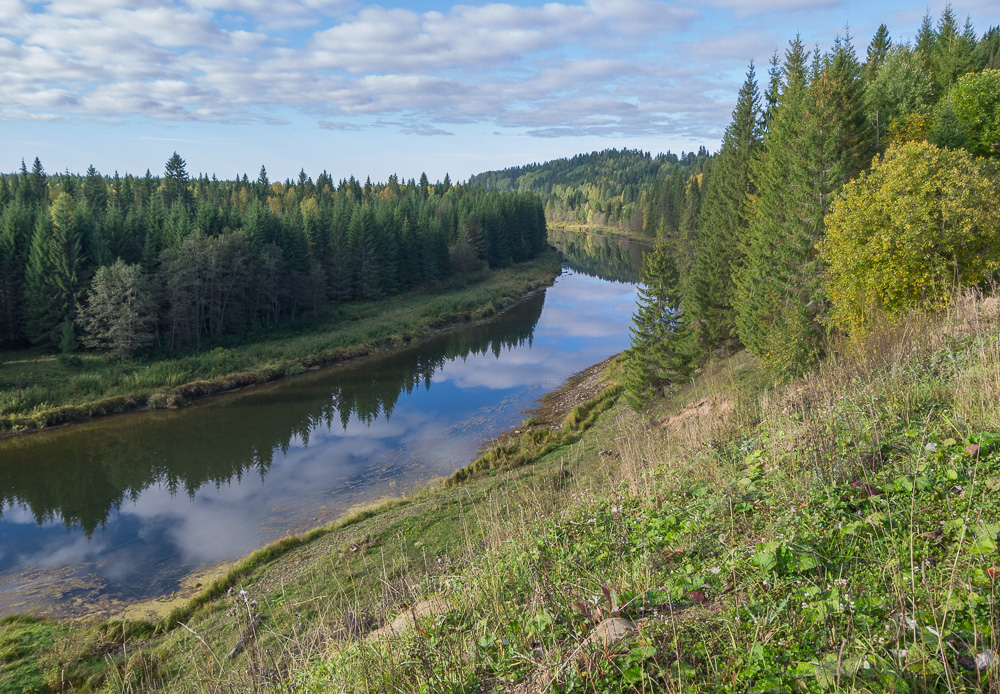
0 160 547 356
624 7 1000 406
468 147 712 237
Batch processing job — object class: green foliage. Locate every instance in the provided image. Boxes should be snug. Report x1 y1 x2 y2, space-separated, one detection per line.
79 258 157 356
624 241 690 410
951 68 1000 157
685 63 762 353
0 250 561 433
863 45 936 150
0 157 547 354
821 141 1000 336
468 147 712 238
735 35 868 376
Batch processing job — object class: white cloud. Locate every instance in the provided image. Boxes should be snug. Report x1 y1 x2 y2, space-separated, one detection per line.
4 0 993 147
0 0 718 138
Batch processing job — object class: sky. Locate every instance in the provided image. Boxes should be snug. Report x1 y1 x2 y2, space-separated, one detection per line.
2 0 998 183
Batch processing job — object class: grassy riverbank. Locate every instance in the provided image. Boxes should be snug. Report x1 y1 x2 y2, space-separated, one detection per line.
4 291 1000 693
0 250 562 436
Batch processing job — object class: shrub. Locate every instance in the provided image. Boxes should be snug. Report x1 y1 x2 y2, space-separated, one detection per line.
821 141 1000 337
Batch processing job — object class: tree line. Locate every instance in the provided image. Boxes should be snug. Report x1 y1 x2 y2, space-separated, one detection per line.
626 7 1000 406
0 157 547 355
468 147 712 237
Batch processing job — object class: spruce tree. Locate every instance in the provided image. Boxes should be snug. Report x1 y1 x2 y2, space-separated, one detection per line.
46 193 86 348
685 63 762 355
162 152 191 209
624 240 690 410
735 37 811 372
863 24 892 80
735 35 866 376
0 203 32 344
24 214 55 345
29 157 47 206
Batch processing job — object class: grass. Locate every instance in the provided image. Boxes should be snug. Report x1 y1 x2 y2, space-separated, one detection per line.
0 250 562 436
4 290 1000 693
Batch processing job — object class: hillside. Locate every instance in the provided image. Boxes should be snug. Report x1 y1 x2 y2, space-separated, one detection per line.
468 148 711 237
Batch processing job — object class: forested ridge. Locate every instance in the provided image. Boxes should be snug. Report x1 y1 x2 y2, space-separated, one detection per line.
0 159 547 355
626 7 1000 406
468 147 712 236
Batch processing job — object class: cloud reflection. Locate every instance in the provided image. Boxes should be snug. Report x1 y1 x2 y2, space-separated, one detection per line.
0 251 640 616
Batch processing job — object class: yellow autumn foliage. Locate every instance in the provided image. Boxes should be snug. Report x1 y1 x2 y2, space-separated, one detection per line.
820 141 1000 338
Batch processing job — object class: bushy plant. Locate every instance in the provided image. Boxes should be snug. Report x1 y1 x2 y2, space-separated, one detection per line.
821 141 1000 337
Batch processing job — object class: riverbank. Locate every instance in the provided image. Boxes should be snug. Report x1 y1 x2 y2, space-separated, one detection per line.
5 292 1000 693
0 250 563 437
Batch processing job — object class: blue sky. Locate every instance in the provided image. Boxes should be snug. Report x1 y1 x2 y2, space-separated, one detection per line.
2 0 998 183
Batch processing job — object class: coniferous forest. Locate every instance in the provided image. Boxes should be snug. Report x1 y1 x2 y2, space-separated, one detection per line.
624 8 1000 406
0 158 547 356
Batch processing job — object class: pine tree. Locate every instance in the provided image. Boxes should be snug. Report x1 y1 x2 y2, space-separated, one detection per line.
863 24 892 81
735 37 811 372
624 240 690 410
81 165 107 218
0 203 32 345
29 157 47 206
931 6 978 96
915 11 936 70
685 63 762 355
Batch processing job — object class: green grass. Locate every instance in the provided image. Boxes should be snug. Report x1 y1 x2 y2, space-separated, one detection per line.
5 292 1000 693
0 251 562 435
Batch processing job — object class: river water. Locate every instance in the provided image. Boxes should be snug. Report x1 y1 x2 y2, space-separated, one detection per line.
0 230 644 618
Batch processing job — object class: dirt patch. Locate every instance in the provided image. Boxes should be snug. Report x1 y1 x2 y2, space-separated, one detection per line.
659 395 734 436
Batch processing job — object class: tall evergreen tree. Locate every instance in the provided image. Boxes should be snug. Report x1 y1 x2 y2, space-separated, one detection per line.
162 152 191 210
863 24 892 81
46 193 86 348
735 37 811 373
685 63 762 354
81 165 107 217
24 214 55 345
736 35 866 376
624 240 690 410
29 157 47 206
931 6 978 96
0 203 32 344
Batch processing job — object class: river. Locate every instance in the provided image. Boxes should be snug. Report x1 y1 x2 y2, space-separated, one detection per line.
0 230 645 618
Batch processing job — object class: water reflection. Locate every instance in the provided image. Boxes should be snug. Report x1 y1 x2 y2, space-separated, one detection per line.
547 228 647 284
0 236 642 617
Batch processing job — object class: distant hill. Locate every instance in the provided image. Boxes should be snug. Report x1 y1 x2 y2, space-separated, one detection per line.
468 147 712 236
